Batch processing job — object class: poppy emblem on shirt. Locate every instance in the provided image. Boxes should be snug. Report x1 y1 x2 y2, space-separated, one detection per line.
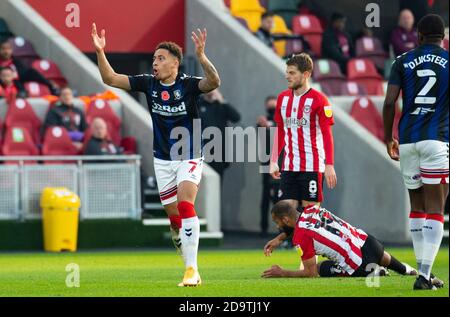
161 91 170 101
174 90 181 100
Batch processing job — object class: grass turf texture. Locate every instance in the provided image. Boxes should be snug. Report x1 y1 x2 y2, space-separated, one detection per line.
0 248 447 297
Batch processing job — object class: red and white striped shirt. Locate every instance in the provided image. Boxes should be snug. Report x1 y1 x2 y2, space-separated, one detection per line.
273 88 334 172
292 205 368 275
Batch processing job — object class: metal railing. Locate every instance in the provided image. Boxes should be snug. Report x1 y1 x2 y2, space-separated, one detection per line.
0 155 142 220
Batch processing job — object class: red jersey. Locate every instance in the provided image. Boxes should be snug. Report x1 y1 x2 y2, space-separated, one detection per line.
273 88 334 173
292 205 368 275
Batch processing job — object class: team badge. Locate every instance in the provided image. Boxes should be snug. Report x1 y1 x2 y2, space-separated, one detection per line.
174 90 181 100
303 105 311 113
161 91 170 101
152 91 158 98
324 106 333 118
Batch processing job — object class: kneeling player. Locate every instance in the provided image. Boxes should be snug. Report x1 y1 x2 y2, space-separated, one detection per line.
262 201 418 279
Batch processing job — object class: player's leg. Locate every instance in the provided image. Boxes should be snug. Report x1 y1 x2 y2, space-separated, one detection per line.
399 143 426 273
300 172 323 208
379 251 417 276
260 173 271 235
175 158 204 286
154 158 181 253
317 260 349 277
414 140 448 290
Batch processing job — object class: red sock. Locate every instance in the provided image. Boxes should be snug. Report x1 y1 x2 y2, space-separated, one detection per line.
426 213 445 223
409 211 426 219
177 201 197 219
169 215 182 229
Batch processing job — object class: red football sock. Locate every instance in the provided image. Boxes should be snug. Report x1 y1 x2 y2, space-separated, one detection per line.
177 201 197 219
169 215 182 229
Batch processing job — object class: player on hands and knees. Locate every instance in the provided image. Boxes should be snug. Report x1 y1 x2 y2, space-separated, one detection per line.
383 14 448 290
92 24 220 287
265 53 337 253
262 201 417 279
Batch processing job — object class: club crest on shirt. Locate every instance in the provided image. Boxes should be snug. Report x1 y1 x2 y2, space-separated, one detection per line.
161 91 170 101
174 90 182 100
303 105 311 114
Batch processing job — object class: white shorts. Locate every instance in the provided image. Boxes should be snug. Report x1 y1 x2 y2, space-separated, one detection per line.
154 157 204 205
399 140 449 189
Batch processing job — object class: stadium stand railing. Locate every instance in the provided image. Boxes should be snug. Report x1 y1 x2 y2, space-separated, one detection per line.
0 155 142 220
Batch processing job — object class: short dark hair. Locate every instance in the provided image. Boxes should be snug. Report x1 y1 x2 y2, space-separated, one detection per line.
286 52 313 73
331 12 346 23
418 14 445 40
271 201 297 219
265 95 277 103
0 37 11 46
155 41 183 64
262 11 275 20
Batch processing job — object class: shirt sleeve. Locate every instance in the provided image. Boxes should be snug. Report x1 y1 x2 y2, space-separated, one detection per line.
185 76 203 96
388 58 402 86
128 74 152 93
293 229 315 261
318 93 335 165
270 94 285 163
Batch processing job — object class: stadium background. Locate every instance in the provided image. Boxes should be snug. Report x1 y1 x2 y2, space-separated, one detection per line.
0 0 448 252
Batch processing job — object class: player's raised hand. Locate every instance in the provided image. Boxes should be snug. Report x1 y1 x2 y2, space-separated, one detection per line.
269 162 281 180
261 265 285 278
324 164 337 189
386 139 400 161
91 23 106 52
191 28 207 58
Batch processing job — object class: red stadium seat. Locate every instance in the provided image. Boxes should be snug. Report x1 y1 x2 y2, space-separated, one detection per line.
340 81 368 96
86 99 122 145
351 78 384 96
313 59 345 81
355 37 388 71
350 97 384 141
31 59 68 88
120 136 137 154
4 98 42 145
292 14 323 56
347 58 382 80
1 126 39 164
7 36 39 67
41 126 78 164
24 82 52 97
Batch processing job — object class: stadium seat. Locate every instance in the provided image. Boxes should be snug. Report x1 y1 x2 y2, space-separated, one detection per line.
272 15 292 57
267 0 302 29
347 58 382 80
4 98 42 145
1 126 39 164
120 136 137 154
31 59 68 88
347 58 384 95
258 0 268 9
230 0 265 32
41 126 78 164
350 97 384 142
7 36 39 67
313 59 345 81
355 37 388 71
339 81 368 96
285 38 307 56
24 81 51 97
291 14 323 57
86 99 122 145
316 81 342 96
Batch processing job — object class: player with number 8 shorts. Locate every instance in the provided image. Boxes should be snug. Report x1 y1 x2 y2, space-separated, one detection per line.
266 53 337 248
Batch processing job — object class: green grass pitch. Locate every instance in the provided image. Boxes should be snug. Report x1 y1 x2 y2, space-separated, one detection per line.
0 248 447 297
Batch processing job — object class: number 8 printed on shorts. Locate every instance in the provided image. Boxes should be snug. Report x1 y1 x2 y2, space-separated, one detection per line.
309 180 317 195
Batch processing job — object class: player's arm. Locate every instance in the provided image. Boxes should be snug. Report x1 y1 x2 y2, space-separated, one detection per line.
319 97 337 189
383 59 402 161
261 257 319 278
269 95 285 180
91 23 131 90
191 29 221 93
263 232 288 256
